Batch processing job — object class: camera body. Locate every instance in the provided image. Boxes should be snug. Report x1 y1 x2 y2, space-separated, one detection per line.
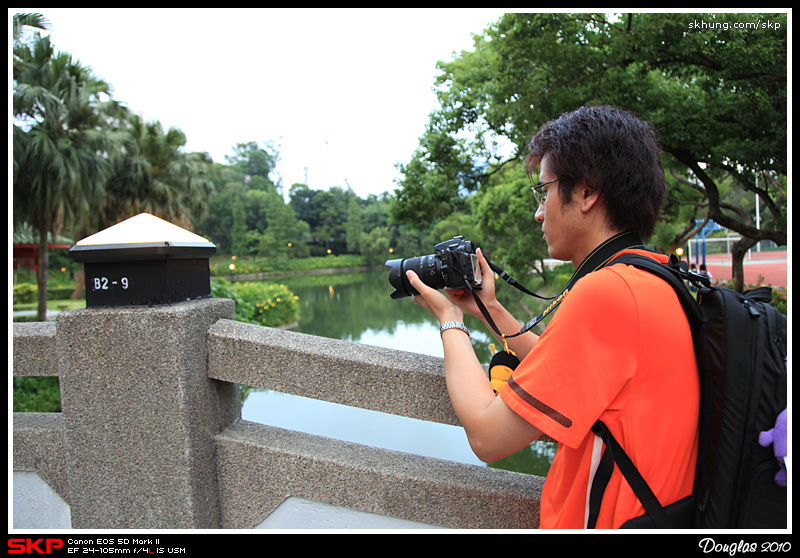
386 236 481 299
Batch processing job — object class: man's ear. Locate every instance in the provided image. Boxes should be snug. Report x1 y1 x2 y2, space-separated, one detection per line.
577 180 601 214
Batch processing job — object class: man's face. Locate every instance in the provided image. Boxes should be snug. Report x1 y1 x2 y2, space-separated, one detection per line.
534 156 584 265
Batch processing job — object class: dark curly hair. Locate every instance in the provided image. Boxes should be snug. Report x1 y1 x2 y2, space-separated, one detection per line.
524 105 665 239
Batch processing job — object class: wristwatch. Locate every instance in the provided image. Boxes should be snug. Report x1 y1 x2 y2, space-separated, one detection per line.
440 321 470 338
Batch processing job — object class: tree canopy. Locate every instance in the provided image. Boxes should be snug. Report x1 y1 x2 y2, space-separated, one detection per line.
393 12 787 289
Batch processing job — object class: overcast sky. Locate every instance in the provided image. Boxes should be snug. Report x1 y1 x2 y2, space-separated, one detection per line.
21 8 511 199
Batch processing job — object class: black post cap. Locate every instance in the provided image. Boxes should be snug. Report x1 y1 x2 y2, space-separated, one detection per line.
68 214 217 308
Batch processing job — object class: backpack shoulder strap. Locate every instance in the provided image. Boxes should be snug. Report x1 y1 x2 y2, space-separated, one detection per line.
587 253 707 529
589 420 675 528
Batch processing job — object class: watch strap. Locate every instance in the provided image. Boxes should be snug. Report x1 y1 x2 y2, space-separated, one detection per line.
440 321 470 338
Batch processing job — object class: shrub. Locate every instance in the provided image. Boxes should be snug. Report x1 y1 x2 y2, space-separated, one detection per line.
13 283 37 305
13 377 61 412
211 279 299 327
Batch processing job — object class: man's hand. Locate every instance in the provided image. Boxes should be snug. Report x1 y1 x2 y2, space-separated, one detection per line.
405 270 464 325
445 248 499 319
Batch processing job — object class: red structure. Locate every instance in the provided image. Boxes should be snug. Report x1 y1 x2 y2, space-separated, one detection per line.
13 242 72 275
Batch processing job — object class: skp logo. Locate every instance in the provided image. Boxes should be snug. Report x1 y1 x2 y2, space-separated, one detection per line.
8 539 64 554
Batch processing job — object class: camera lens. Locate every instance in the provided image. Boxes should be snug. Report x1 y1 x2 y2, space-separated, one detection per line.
385 254 444 299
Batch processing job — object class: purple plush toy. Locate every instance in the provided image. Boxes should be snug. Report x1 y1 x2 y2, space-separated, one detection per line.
759 408 787 487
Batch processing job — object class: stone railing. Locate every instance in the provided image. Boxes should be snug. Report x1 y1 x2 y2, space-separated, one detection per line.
12 298 544 530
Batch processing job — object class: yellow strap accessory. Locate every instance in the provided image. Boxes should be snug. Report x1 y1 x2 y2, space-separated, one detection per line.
488 338 519 395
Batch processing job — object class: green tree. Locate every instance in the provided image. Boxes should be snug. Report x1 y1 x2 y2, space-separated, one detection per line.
199 152 313 259
225 141 282 193
104 114 215 230
258 188 305 260
199 182 244 251
392 123 479 225
395 12 787 291
12 12 49 49
231 193 248 257
346 196 363 254
288 184 351 254
361 226 391 265
471 165 549 283
13 26 126 320
361 192 392 232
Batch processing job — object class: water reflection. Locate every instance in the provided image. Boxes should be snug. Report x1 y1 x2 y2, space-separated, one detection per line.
239 268 555 475
282 269 494 360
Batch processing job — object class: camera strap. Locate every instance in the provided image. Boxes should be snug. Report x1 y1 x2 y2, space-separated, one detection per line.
486 259 556 301
466 230 644 341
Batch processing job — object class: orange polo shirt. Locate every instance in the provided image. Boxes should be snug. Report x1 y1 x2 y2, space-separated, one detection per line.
500 250 699 529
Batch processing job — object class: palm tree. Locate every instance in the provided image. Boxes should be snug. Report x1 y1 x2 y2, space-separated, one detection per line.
13 30 127 320
104 114 215 230
12 13 49 46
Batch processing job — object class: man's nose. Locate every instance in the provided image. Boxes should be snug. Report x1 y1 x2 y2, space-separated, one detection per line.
535 202 544 222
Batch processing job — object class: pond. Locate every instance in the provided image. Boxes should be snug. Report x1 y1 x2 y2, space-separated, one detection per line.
239 267 557 477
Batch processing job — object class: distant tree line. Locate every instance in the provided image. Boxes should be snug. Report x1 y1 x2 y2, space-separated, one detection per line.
12 14 432 320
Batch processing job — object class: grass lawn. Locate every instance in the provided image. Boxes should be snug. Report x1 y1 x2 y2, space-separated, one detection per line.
12 298 86 320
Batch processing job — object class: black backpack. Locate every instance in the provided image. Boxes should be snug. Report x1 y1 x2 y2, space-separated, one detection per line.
588 254 788 529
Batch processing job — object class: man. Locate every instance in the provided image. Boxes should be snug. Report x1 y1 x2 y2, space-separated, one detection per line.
406 105 699 529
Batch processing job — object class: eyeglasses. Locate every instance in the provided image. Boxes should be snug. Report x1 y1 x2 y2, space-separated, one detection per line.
529 176 561 206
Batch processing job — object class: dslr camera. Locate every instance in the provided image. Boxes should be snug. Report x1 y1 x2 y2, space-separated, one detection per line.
386 236 481 300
